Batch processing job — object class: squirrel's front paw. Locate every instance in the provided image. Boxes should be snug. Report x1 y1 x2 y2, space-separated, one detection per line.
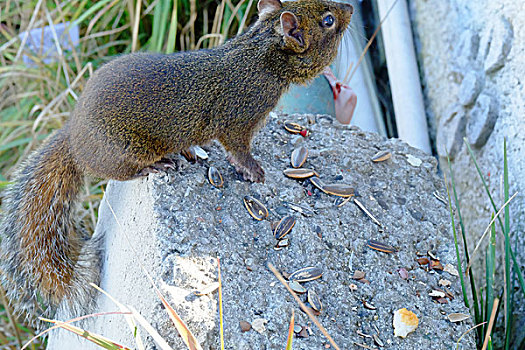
228 155 265 183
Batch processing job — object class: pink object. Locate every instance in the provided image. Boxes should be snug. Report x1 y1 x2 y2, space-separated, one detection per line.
323 67 357 125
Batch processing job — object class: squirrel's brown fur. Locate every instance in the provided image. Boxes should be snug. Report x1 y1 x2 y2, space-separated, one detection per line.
0 0 352 315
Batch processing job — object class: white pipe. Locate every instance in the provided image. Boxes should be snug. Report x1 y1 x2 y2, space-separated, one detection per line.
377 0 431 153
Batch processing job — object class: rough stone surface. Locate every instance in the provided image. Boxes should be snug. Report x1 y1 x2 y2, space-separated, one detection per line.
483 16 514 74
48 113 474 349
411 0 524 346
458 71 483 106
451 29 480 75
436 104 467 159
466 93 498 148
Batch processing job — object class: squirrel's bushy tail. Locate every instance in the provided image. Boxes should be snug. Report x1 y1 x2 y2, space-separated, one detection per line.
0 129 101 317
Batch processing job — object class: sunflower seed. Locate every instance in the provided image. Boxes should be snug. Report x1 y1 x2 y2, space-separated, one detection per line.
193 145 209 159
275 238 289 248
274 215 295 240
363 300 376 310
371 150 392 162
283 168 319 179
288 266 323 282
322 183 355 197
448 313 470 323
208 166 223 188
291 146 308 168
284 121 306 134
308 289 323 312
243 196 268 221
367 240 397 254
289 280 306 294
309 177 326 191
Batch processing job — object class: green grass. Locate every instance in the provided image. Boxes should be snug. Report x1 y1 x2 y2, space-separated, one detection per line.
447 139 524 349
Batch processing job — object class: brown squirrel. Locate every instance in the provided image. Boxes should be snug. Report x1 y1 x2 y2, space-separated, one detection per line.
0 0 352 315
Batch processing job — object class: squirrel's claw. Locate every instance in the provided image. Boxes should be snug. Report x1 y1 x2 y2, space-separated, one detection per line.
134 158 180 178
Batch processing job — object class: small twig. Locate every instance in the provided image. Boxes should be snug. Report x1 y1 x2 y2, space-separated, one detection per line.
22 311 132 349
481 298 499 350
267 263 341 350
217 258 225 350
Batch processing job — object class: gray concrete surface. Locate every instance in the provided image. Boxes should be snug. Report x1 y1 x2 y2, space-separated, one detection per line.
48 113 474 349
410 0 524 347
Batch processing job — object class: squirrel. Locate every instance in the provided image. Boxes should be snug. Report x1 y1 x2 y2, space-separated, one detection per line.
0 0 353 316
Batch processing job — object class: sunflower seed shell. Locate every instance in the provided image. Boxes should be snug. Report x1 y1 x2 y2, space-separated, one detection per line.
291 146 308 168
288 266 323 282
284 121 306 134
208 167 224 188
308 289 323 312
322 183 355 197
289 280 306 294
367 240 397 254
274 215 295 240
283 168 319 179
243 196 268 221
371 150 392 162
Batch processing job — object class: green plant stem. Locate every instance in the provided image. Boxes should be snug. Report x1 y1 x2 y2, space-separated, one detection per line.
447 155 482 341
484 216 495 338
464 139 524 298
503 139 512 350
444 173 469 307
166 0 178 53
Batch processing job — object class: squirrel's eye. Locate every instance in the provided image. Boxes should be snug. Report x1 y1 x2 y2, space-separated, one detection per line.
322 14 335 28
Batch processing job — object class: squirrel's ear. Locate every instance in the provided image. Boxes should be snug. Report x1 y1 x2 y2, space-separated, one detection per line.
257 0 282 18
280 11 305 49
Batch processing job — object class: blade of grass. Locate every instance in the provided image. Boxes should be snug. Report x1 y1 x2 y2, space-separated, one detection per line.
464 139 525 298
236 0 254 35
156 0 171 52
444 173 469 307
484 216 496 337
503 138 512 350
21 311 132 350
40 318 131 350
131 0 142 52
217 258 224 350
150 0 163 51
285 310 294 350
166 0 178 53
447 155 482 336
465 192 518 274
127 306 175 350
90 283 145 350
455 322 487 350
